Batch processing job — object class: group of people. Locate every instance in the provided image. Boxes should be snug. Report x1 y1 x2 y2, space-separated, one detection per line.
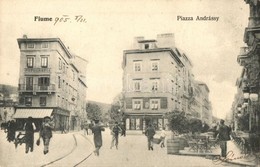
23 116 55 154
89 120 126 156
144 124 166 151
3 116 55 155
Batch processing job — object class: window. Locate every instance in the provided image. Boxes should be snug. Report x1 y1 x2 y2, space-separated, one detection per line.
63 63 65 73
40 97 46 106
58 76 61 88
151 79 159 91
150 99 159 110
26 77 33 90
134 62 142 72
133 80 141 91
151 61 159 71
144 44 149 49
41 57 48 68
27 43 34 48
25 97 32 106
59 59 62 70
27 57 34 68
41 42 48 48
38 77 50 90
133 100 142 110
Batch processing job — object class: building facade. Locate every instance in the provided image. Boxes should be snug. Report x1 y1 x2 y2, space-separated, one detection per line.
122 33 212 132
15 36 87 131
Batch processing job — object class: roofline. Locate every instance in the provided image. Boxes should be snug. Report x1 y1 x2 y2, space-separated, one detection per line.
70 63 79 73
78 78 87 88
198 83 210 92
17 38 73 59
123 48 184 67
138 40 157 43
75 55 88 63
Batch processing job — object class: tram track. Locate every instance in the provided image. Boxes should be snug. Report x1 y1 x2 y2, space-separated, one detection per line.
40 133 94 167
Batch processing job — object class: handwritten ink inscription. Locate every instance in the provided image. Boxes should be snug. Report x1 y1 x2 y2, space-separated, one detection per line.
34 15 87 25
212 151 256 165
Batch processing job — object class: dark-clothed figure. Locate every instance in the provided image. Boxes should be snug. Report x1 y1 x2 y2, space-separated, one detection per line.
84 123 89 136
7 120 16 142
201 122 209 133
110 122 122 149
24 117 36 153
145 124 156 151
91 120 105 156
39 116 54 154
120 122 126 137
217 119 231 157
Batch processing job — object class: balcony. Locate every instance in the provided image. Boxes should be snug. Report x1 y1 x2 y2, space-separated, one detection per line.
19 84 55 93
24 68 51 75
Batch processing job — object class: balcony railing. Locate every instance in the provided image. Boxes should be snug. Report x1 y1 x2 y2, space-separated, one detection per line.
19 84 55 93
24 68 51 74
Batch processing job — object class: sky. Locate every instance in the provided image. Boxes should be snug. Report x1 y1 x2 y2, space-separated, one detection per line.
0 0 249 119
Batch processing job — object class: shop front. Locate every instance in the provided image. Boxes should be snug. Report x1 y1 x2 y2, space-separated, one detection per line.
124 113 168 132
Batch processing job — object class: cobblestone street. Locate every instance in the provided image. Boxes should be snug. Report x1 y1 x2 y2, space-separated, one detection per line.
0 129 247 167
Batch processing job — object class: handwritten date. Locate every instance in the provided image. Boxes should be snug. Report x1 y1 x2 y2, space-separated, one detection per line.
54 15 87 25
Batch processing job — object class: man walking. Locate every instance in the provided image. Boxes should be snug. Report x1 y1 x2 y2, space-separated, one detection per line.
145 124 156 151
39 116 54 154
24 117 36 153
91 119 105 156
217 119 231 158
110 122 122 149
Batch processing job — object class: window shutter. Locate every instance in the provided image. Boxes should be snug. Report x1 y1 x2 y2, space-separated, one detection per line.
143 98 149 109
125 98 132 109
161 97 167 109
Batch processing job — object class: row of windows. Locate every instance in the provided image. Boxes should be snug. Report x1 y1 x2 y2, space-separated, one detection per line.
27 43 48 49
27 56 48 68
20 96 46 106
133 79 159 91
59 58 76 81
132 99 160 110
25 77 50 86
134 61 159 72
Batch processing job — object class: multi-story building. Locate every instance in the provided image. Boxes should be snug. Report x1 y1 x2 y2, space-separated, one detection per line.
122 33 200 132
189 81 212 124
14 36 87 131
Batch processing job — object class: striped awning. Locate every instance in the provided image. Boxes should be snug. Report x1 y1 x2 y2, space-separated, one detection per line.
13 109 53 119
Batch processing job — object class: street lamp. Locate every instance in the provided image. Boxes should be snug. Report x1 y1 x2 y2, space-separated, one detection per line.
237 104 242 117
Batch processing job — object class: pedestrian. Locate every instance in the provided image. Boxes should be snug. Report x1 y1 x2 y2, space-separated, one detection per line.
145 124 156 151
160 127 166 148
201 121 209 133
217 119 231 158
120 122 126 137
110 122 122 149
23 117 36 153
91 119 105 156
84 123 89 136
38 116 54 154
7 120 16 142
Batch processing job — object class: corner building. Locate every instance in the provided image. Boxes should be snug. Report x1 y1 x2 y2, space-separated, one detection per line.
122 33 197 132
14 36 87 131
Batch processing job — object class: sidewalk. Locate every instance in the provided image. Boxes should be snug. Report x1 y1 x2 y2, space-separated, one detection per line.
177 139 258 167
0 130 76 167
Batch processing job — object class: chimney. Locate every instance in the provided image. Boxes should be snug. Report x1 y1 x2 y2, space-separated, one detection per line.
133 36 144 49
23 34 28 39
156 33 175 48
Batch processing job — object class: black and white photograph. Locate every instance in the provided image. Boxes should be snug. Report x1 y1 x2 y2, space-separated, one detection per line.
0 0 260 166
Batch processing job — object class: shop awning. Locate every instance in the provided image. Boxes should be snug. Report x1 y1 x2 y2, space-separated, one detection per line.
13 109 53 119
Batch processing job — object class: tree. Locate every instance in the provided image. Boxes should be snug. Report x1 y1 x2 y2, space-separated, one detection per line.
166 110 189 134
108 105 123 123
86 103 102 121
188 118 202 134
